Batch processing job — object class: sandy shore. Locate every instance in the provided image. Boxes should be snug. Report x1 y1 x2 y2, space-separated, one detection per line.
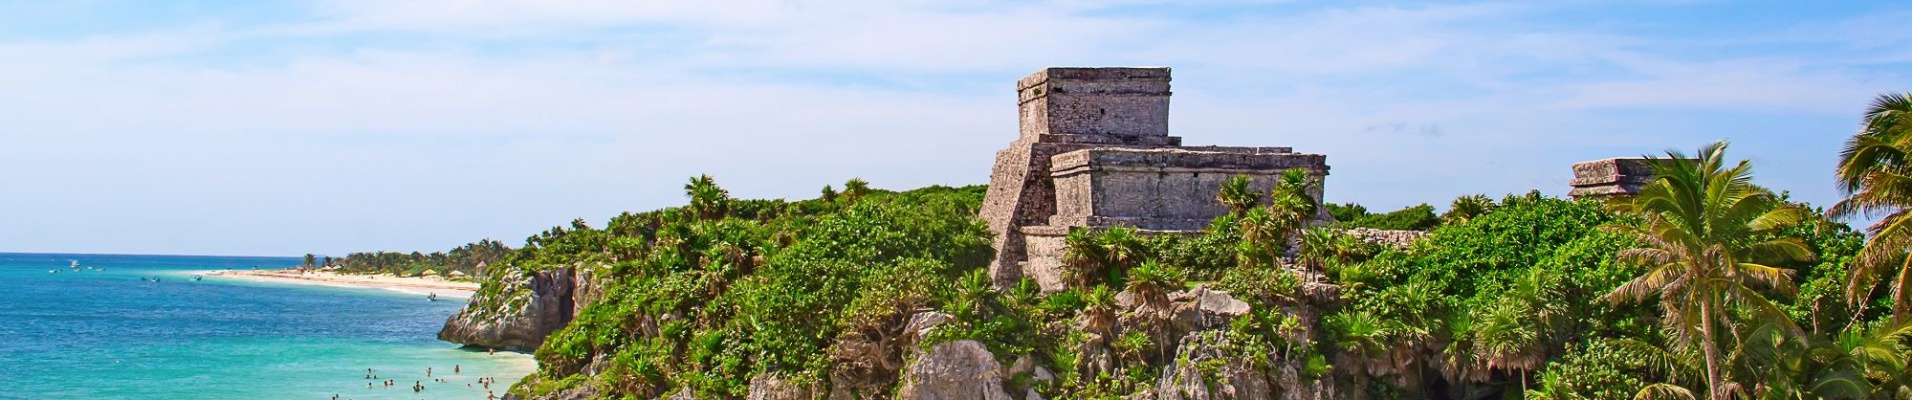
209 269 479 299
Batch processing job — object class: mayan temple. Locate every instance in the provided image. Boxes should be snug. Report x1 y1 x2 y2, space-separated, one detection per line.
978 67 1330 292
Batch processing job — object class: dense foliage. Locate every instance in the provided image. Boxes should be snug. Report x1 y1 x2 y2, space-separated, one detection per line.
322 239 511 278
413 94 1912 400
504 179 993 398
1327 202 1442 231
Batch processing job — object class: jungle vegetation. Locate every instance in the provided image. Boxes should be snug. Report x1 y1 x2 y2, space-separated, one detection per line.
423 93 1912 399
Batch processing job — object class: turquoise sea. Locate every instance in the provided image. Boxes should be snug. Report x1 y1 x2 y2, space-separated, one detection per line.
0 253 537 400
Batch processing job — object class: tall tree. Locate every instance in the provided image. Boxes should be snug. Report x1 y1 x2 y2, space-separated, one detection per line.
1268 169 1320 237
1602 141 1814 400
1831 92 1912 321
685 174 730 220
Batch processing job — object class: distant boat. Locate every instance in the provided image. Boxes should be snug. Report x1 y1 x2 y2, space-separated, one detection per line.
427 293 438 302
193 276 203 282
48 270 56 274
69 260 79 268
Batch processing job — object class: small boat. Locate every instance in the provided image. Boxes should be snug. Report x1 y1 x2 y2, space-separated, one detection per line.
193 276 203 282
48 270 57 274
70 260 79 268
427 293 439 302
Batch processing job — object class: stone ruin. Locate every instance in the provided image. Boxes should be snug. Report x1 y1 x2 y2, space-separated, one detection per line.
1568 158 1656 198
977 67 1330 292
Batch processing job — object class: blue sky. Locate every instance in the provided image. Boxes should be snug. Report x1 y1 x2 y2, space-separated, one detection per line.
1 0 1907 256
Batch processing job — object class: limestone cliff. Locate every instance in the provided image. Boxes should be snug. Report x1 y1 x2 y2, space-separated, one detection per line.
439 264 600 352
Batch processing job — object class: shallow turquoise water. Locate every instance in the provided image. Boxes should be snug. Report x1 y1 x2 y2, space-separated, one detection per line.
0 253 536 400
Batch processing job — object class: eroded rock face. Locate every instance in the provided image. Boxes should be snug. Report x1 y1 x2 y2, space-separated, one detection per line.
903 311 953 348
1156 332 1272 400
747 373 818 400
896 340 1015 400
502 383 597 400
438 266 584 352
1170 286 1252 333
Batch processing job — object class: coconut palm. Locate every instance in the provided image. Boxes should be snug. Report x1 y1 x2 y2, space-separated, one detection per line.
1831 92 1912 321
1602 141 1815 400
1218 174 1261 217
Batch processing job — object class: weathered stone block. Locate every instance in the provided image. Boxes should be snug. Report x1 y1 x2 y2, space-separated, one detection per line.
1017 67 1172 140
1049 147 1327 231
1568 157 1658 198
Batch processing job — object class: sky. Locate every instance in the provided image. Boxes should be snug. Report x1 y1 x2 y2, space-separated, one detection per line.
0 0 1908 257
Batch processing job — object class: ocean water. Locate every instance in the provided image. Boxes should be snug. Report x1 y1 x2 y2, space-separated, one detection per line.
0 253 537 400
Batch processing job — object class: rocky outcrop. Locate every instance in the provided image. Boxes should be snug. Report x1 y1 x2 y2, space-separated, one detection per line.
896 340 1015 400
502 384 597 400
748 373 818 400
1342 228 1429 249
1169 286 1253 333
1156 332 1272 400
826 311 952 400
1154 331 1360 400
439 265 593 352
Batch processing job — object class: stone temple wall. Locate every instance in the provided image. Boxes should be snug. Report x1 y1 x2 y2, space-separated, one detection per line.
1568 158 1657 198
979 67 1331 291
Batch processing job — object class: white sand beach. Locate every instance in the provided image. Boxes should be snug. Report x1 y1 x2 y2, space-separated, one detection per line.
208 269 480 298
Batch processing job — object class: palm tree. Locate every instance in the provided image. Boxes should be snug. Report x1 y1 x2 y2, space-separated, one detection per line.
1080 285 1119 337
1474 299 1541 393
1125 260 1185 363
1217 174 1261 217
1063 229 1107 288
684 175 730 220
1602 141 1815 400
1268 169 1320 240
1097 227 1145 284
1296 227 1338 271
1443 194 1494 225
1235 169 1319 266
1831 92 1912 322
843 178 871 202
1238 208 1282 268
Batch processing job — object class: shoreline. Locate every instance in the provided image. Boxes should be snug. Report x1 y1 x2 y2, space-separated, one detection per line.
208 269 479 299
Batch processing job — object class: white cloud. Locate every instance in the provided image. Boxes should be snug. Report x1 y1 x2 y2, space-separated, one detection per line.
0 1 1904 255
